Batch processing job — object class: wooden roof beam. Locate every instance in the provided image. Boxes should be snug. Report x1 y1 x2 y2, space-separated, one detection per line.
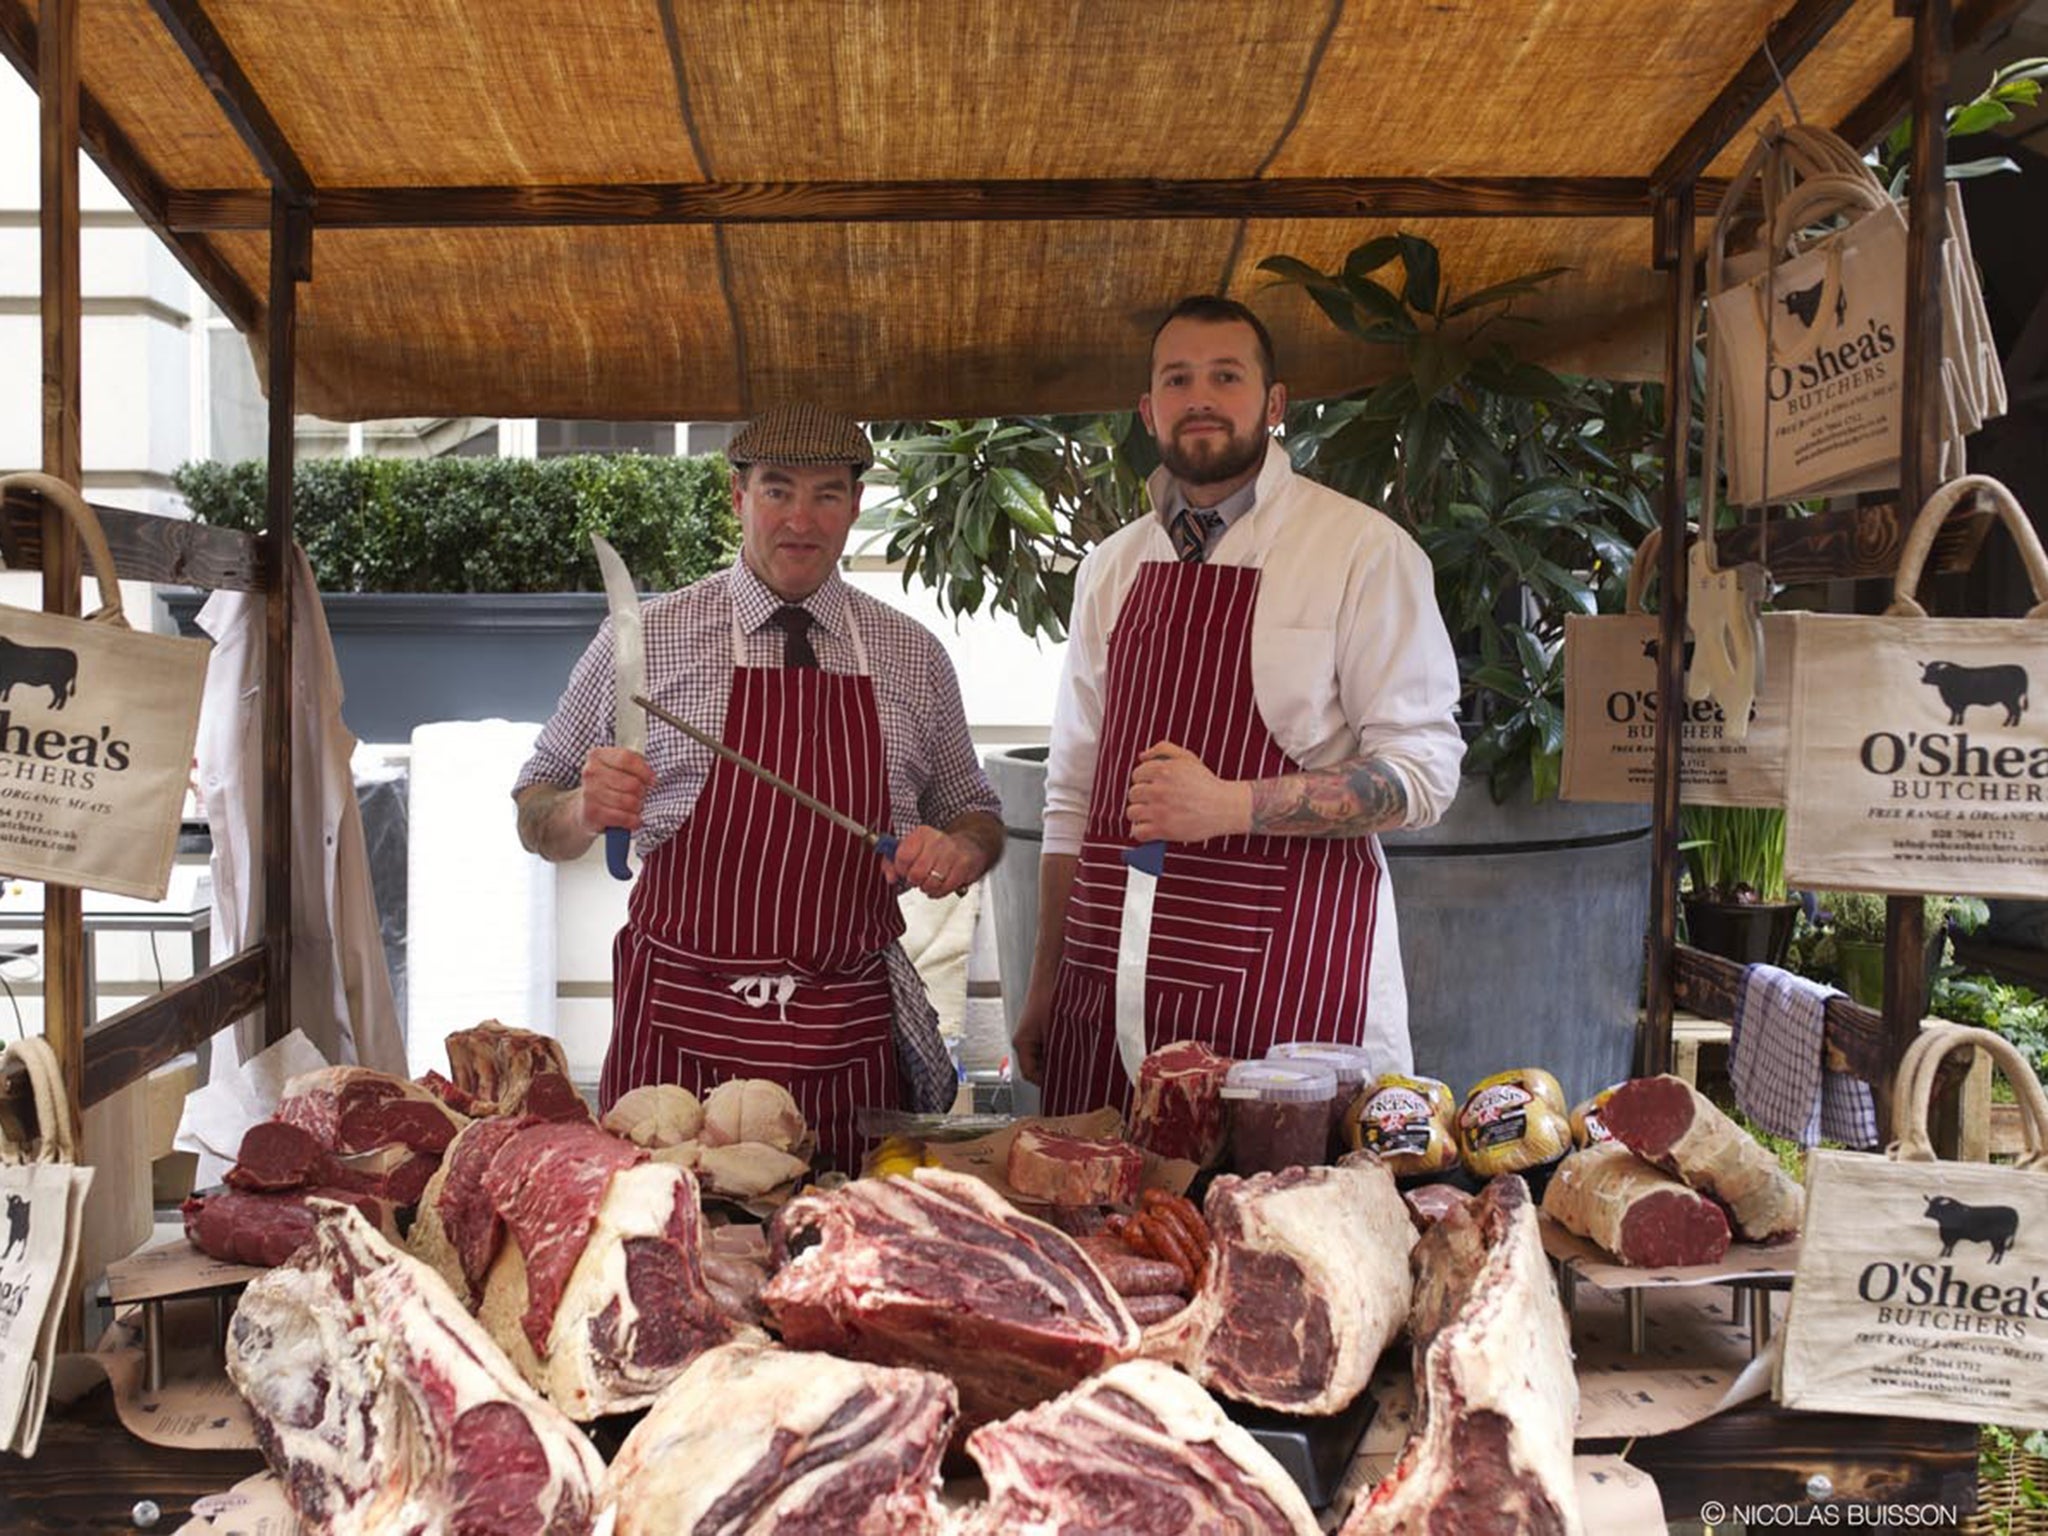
1652 0 1863 195
163 175 1733 233
148 0 313 202
0 0 259 330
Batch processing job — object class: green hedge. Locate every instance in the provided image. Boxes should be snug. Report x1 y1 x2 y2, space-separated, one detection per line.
173 453 740 594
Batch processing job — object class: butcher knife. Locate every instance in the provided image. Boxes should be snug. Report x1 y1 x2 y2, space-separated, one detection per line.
590 535 645 881
1112 840 1167 1084
632 692 899 862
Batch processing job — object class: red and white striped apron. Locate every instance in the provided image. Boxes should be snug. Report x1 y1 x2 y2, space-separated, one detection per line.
1040 558 1385 1118
599 598 903 1172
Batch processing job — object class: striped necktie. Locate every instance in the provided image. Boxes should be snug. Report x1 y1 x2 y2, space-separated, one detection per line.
1170 505 1222 564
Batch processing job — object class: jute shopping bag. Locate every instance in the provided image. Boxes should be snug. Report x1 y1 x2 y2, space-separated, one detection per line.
0 1035 94 1457
1784 475 2048 898
0 475 209 900
1777 1024 2048 1427
1561 528 1794 806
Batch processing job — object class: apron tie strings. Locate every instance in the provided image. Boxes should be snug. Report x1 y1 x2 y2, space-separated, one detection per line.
728 973 798 1021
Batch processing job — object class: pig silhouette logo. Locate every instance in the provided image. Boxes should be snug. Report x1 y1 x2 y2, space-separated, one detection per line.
1923 1195 2018 1264
2 1192 26 1260
0 636 79 709
1919 660 2028 727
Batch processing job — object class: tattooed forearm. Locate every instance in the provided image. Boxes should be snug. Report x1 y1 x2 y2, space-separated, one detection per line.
1248 756 1408 837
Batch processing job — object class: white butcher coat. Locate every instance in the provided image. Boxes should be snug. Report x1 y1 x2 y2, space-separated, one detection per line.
195 546 405 1081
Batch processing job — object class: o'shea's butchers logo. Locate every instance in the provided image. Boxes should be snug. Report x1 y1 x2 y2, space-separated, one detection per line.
0 632 132 793
1856 655 2041 805
1 1192 26 1262
1854 1191 2039 1338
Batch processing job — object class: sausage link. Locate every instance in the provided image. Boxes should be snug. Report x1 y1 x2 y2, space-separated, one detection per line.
1146 1193 1211 1287
1138 1213 1198 1291
1077 1240 1184 1297
1123 1290 1189 1325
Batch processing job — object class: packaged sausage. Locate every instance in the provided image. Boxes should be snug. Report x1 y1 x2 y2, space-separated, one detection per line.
1569 1085 1622 1148
1457 1069 1573 1180
1343 1073 1460 1178
1221 1060 1337 1176
1265 1041 1377 1159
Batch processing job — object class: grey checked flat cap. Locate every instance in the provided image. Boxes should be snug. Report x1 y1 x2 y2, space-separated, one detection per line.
725 402 873 473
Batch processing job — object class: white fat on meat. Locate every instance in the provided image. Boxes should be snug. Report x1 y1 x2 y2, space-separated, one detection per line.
956 1358 1318 1536
1341 1176 1582 1535
1145 1162 1413 1416
225 1203 604 1536
477 1161 747 1419
606 1342 956 1535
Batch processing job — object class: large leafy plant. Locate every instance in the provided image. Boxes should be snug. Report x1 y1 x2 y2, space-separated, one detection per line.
1260 235 1666 800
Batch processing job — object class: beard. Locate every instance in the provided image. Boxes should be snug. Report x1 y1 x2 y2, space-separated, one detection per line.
1155 416 1266 488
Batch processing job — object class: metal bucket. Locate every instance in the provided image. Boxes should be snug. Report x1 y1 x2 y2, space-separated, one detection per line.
1381 788 1650 1106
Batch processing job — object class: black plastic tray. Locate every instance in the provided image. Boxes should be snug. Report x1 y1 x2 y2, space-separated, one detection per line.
1228 1386 1378 1510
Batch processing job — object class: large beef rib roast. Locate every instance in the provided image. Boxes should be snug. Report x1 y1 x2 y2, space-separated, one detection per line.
761 1168 1138 1431
1341 1175 1582 1535
955 1358 1318 1535
604 1341 956 1535
1146 1161 1413 1415
225 1203 604 1536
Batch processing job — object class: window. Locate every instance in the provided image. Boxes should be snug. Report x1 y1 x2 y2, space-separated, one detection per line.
535 420 673 457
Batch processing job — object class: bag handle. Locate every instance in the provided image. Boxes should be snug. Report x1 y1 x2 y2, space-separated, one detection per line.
1887 474 2048 619
1625 527 1663 614
1891 1023 2048 1173
0 1035 77 1166
1767 173 1896 251
0 473 129 628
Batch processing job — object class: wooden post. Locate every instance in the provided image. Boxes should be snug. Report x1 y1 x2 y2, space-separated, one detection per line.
1882 0 1952 1140
1640 185 1698 1077
262 192 309 1046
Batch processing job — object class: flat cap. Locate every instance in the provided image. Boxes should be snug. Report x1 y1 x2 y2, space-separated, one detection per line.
725 402 874 472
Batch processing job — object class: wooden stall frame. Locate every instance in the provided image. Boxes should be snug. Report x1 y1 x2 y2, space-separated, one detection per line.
2 0 2026 1517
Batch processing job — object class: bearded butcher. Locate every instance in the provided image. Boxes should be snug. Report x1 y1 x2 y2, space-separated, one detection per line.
514 404 1002 1170
1015 296 1464 1115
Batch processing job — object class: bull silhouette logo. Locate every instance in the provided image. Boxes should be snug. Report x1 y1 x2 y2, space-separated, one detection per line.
1780 278 1848 330
2 1192 27 1261
0 635 80 709
1920 660 2029 727
1923 1195 2018 1264
1642 636 1698 671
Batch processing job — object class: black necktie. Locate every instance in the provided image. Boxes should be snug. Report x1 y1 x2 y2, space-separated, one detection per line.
1170 505 1222 564
769 605 819 669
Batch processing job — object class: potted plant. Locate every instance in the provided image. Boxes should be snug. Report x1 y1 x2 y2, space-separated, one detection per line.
1796 891 1988 1010
1678 805 1797 967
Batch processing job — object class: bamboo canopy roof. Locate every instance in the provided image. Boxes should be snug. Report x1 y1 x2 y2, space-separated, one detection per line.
0 0 2020 420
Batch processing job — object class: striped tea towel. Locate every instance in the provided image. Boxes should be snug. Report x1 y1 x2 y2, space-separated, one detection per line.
1730 963 1879 1149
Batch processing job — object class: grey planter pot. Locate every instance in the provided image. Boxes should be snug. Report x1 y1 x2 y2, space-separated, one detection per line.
983 746 1650 1109
166 590 607 746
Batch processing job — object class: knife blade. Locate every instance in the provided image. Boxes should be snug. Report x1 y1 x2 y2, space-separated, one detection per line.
590 535 647 881
1113 840 1166 1084
632 692 899 862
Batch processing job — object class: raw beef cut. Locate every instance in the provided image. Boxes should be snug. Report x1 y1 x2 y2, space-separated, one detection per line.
1146 1162 1412 1415
1129 1041 1233 1166
1006 1125 1143 1206
411 1116 527 1305
223 1120 353 1194
411 1119 739 1418
275 1065 467 1206
444 1019 572 1116
182 1187 395 1269
226 1204 604 1536
1342 1176 1582 1535
956 1358 1317 1536
1602 1075 1803 1242
1541 1143 1731 1267
762 1169 1139 1431
604 1342 956 1535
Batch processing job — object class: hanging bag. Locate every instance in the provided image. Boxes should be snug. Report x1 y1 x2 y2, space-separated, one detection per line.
1777 1023 2048 1425
1560 528 1795 806
0 475 210 901
1784 475 2048 898
0 1035 94 1456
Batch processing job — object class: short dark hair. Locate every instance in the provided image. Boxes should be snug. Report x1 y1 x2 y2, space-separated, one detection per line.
1148 296 1279 388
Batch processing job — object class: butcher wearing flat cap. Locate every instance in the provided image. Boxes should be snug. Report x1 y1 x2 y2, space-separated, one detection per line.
514 403 1003 1170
